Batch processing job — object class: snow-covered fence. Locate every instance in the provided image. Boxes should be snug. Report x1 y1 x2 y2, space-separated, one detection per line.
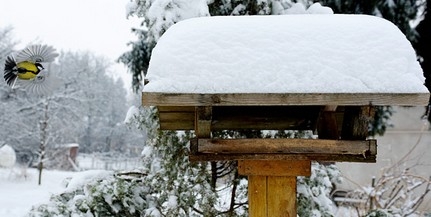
77 153 142 171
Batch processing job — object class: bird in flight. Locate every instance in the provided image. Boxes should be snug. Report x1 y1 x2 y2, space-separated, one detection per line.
4 44 60 95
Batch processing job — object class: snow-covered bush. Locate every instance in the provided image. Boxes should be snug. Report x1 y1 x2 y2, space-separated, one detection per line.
297 162 341 217
27 170 150 217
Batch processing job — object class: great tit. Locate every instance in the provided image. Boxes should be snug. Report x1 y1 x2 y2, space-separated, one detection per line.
3 44 60 95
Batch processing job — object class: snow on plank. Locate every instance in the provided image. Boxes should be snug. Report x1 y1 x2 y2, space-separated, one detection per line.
143 14 429 106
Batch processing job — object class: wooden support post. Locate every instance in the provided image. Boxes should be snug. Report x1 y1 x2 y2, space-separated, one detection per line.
239 160 311 217
317 105 339 139
341 106 375 140
195 106 212 138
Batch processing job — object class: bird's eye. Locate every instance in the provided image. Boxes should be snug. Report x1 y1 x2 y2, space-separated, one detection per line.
36 63 45 70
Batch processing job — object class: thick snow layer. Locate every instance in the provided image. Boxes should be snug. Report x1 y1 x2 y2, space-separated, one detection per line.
64 169 113 191
144 14 428 94
0 168 75 216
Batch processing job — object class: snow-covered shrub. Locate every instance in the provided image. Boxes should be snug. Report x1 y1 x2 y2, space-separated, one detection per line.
297 162 342 217
27 170 150 217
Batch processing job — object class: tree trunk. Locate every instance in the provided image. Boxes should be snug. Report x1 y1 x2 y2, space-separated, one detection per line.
38 100 49 185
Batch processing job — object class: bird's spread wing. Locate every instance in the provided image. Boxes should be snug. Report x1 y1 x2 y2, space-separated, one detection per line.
3 54 18 87
15 44 59 63
14 70 62 95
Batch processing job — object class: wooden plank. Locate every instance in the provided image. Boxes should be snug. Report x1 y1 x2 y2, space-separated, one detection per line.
142 92 430 106
238 160 311 176
158 106 195 130
189 153 376 162
159 112 195 122
157 106 322 130
248 176 267 217
267 176 296 217
158 113 316 130
159 121 194 130
157 106 195 112
197 138 376 155
189 138 377 162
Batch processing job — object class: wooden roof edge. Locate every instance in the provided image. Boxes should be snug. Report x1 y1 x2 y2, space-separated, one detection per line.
142 92 430 106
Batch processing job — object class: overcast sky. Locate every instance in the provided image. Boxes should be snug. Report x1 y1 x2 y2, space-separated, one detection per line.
0 0 141 91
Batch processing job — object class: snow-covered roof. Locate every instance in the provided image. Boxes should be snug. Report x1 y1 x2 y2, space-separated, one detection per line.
143 14 429 106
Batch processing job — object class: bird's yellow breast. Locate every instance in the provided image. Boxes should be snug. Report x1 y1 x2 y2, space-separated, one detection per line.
16 61 38 80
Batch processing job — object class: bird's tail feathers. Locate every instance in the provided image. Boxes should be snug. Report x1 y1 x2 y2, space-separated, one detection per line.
4 54 18 86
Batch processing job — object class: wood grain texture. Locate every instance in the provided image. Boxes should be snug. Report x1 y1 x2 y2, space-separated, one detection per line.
143 92 430 106
195 106 212 138
341 106 375 140
238 160 311 176
267 176 297 217
189 138 377 162
198 138 376 155
189 153 376 162
248 176 267 217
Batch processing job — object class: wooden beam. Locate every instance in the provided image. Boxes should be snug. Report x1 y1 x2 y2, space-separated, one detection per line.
197 138 376 155
195 106 212 138
157 106 195 130
317 110 340 139
189 138 377 162
157 106 321 130
190 153 376 162
143 92 429 106
238 160 311 176
341 106 375 140
160 121 194 130
157 106 195 112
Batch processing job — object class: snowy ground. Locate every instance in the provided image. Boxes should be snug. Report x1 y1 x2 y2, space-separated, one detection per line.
0 152 141 217
0 167 75 217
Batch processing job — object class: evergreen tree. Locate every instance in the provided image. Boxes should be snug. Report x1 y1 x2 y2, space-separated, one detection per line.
415 0 431 91
414 0 431 121
208 0 272 15
118 29 151 93
318 0 419 41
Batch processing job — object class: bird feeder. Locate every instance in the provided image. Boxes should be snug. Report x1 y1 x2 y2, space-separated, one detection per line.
142 14 429 216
